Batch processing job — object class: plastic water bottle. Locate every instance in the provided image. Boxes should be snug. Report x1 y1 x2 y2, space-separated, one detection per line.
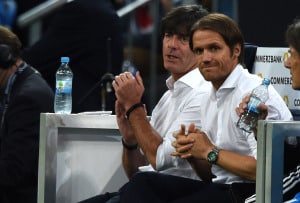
237 78 270 132
54 57 73 114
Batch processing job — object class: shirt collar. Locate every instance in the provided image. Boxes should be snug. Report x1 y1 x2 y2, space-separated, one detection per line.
166 68 202 90
219 64 246 90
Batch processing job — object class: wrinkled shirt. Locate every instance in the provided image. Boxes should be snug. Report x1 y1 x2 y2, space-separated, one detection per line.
138 68 211 180
200 64 293 184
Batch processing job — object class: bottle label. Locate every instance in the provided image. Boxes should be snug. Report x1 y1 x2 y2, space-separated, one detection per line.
56 80 72 94
247 97 261 114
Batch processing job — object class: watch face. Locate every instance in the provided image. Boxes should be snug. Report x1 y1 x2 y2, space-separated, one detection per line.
207 150 218 164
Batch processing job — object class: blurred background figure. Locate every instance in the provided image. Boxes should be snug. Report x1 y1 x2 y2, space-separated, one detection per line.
0 0 17 29
12 0 49 47
21 0 124 113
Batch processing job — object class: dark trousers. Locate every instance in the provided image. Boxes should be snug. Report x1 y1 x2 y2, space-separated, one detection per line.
119 172 255 203
78 192 119 203
79 172 255 203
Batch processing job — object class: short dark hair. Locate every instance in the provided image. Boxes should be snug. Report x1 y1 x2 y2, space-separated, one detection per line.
286 18 300 54
161 5 209 37
0 25 22 58
189 13 245 64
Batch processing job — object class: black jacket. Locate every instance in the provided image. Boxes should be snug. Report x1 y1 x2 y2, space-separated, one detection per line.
0 64 54 203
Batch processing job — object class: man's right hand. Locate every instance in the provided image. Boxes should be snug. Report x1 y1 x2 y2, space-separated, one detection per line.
236 93 269 138
236 93 268 120
112 71 144 112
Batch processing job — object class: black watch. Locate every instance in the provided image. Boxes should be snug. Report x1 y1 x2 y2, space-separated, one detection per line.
207 147 220 164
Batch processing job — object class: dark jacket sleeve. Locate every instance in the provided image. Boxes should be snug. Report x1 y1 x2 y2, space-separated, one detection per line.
0 74 54 189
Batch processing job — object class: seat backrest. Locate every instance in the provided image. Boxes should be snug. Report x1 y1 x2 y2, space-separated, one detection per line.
243 42 258 73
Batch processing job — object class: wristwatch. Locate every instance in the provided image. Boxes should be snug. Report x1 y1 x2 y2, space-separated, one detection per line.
207 147 220 164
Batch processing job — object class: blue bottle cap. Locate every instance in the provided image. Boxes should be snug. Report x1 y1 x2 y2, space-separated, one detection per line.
262 78 270 85
61 57 70 63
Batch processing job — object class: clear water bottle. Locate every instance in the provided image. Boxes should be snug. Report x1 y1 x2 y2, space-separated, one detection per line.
54 57 73 114
237 78 271 132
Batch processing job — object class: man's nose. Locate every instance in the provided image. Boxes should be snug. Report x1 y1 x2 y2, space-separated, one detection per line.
202 49 212 61
167 37 179 48
284 56 291 69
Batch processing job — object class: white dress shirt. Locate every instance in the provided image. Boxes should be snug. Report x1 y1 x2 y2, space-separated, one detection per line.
138 68 212 180
200 64 293 184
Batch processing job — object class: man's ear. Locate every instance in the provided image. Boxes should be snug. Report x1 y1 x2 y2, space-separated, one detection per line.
233 44 241 59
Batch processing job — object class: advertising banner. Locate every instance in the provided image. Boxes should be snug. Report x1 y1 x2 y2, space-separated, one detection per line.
252 47 300 111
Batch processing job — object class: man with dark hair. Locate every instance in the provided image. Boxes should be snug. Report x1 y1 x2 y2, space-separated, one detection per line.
0 25 54 203
80 5 210 203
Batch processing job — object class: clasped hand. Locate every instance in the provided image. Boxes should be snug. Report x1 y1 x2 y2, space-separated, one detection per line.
171 123 214 160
